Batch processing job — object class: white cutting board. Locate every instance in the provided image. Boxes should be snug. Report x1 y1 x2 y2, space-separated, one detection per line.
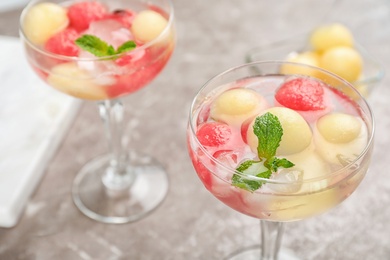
0 36 81 228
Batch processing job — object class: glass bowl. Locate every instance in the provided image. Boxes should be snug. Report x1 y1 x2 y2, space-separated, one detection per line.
245 35 385 97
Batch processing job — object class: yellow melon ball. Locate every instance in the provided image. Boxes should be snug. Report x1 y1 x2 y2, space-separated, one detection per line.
247 107 312 156
313 115 367 165
210 88 267 127
309 23 354 52
280 51 320 77
131 10 168 43
317 113 362 143
23 2 69 45
47 62 109 100
284 149 331 192
320 46 363 82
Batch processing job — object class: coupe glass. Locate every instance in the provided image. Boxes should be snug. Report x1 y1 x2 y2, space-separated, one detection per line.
19 0 175 224
187 61 374 259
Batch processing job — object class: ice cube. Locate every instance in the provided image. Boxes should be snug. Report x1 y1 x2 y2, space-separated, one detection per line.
267 168 303 193
240 189 272 219
84 20 134 49
284 146 331 192
212 150 239 170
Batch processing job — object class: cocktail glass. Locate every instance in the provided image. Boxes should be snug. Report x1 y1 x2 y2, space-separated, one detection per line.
19 0 175 224
187 61 374 259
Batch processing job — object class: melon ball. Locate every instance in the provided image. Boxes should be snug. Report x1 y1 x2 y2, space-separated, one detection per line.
309 23 354 52
280 51 320 77
210 88 268 127
320 46 363 82
131 10 168 43
247 107 312 156
314 114 367 165
23 2 69 45
47 62 109 100
317 113 362 143
284 148 331 192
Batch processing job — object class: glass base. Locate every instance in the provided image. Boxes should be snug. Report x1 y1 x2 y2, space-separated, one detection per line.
72 153 169 224
226 245 300 260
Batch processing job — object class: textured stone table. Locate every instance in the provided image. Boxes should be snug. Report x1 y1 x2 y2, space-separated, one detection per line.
1 0 390 259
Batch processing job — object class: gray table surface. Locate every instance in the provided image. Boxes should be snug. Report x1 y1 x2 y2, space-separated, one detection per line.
1 0 390 259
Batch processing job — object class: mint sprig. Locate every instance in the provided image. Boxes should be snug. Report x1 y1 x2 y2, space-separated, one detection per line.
232 112 295 192
75 34 136 58
232 160 271 191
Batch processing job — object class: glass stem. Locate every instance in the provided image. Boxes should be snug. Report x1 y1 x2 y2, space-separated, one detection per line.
98 99 134 190
260 220 284 260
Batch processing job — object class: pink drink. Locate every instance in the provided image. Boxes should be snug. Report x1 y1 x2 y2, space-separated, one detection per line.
20 0 175 100
188 74 373 222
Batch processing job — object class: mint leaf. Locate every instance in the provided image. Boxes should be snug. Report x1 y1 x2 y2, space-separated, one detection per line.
232 112 295 192
107 45 116 56
117 41 137 54
254 112 282 159
75 34 136 58
233 161 270 192
232 174 262 192
75 35 112 57
236 160 257 172
233 160 273 192
266 157 295 172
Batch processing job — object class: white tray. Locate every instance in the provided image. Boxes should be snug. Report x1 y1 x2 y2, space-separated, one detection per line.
0 36 81 228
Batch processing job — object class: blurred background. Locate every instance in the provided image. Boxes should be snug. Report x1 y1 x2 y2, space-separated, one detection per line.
1 0 389 259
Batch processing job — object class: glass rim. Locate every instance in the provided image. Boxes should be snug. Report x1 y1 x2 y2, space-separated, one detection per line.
189 60 375 186
18 0 175 62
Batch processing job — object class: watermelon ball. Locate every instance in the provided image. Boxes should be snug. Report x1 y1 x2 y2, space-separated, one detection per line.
67 1 108 32
196 122 232 147
44 28 80 56
275 78 326 111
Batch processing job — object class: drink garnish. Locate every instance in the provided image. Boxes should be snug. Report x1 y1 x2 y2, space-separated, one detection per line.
75 34 136 58
232 112 294 192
